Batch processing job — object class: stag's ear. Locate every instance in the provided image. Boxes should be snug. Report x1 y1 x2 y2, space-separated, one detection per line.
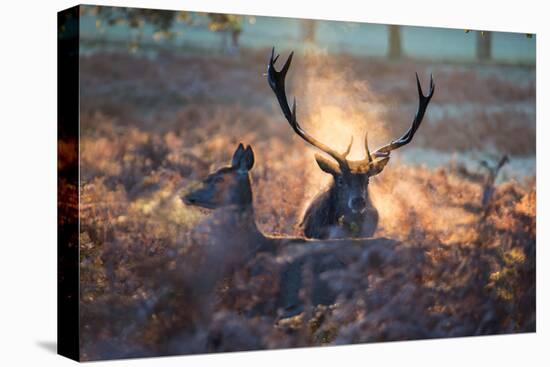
368 156 390 176
232 143 246 167
314 154 341 176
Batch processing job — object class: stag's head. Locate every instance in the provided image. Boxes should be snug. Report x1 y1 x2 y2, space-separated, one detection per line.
183 144 255 209
267 48 435 215
312 144 390 214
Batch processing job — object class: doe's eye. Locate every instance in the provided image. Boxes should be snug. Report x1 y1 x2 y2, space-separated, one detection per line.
336 177 344 186
214 176 224 183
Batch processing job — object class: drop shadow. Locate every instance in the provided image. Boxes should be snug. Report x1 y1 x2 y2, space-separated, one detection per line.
36 340 57 354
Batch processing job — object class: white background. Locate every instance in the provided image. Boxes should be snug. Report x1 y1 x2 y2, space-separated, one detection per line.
0 0 547 365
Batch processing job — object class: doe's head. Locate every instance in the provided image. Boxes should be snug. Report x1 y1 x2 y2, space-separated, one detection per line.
183 143 255 209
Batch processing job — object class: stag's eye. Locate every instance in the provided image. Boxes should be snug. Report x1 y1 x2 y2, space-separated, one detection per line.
214 176 224 184
336 176 344 186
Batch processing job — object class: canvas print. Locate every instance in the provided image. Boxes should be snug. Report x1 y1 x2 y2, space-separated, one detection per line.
58 5 536 361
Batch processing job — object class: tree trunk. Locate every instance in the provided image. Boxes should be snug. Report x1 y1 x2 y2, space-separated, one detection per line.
476 31 492 61
388 25 402 60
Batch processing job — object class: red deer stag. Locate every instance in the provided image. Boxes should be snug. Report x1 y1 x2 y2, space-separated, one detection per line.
267 48 435 239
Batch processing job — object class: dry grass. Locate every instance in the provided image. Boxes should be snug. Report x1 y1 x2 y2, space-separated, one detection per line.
74 49 535 360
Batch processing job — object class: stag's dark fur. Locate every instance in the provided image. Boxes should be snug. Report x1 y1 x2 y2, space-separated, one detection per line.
302 181 378 238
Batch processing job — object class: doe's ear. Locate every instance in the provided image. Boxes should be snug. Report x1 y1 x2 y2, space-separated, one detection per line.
233 144 255 173
242 145 255 172
231 143 246 167
314 154 341 176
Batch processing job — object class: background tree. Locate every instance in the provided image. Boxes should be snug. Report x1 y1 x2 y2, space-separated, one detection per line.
388 25 402 59
476 31 492 61
82 6 244 52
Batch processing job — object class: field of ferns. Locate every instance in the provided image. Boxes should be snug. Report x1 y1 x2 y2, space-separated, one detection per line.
71 48 535 360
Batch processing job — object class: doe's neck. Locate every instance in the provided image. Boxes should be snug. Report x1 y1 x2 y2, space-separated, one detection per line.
215 202 262 238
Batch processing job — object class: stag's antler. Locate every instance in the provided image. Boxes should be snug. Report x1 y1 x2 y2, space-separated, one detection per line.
267 48 353 170
368 73 435 160
268 48 434 174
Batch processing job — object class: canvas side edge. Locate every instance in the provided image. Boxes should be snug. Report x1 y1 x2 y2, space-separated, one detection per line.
57 5 81 362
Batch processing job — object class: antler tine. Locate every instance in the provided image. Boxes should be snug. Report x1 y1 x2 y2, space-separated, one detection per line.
364 132 373 163
271 47 279 64
268 48 351 168
267 47 293 121
342 136 354 159
371 73 435 158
